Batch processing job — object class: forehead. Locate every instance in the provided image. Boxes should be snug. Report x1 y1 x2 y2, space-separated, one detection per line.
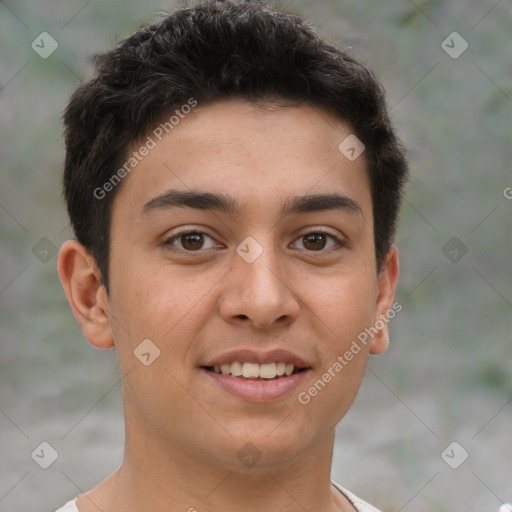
112 98 371 220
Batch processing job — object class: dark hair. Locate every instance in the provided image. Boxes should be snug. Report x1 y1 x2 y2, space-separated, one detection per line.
63 0 408 292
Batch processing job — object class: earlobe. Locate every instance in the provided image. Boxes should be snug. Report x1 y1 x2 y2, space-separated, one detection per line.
57 240 114 349
369 245 400 355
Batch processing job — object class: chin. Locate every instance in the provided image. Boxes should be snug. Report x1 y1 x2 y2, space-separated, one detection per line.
221 421 317 466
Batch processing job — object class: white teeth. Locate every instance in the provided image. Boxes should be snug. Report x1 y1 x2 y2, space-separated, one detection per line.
211 361 299 378
242 362 260 378
276 362 286 376
230 361 243 376
259 362 277 379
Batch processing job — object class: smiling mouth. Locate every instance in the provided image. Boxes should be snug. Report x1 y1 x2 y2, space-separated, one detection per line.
202 362 308 380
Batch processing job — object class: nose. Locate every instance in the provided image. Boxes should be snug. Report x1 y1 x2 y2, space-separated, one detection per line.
218 241 300 330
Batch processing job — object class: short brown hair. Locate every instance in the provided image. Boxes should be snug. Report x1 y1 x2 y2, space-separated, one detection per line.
63 0 408 292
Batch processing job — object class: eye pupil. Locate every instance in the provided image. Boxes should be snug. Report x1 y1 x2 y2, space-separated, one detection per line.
303 233 326 250
182 233 204 250
170 231 336 253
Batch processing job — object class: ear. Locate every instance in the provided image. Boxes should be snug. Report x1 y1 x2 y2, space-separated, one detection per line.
369 245 400 355
57 239 114 349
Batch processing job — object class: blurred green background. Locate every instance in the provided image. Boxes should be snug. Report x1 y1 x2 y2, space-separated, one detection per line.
0 0 510 511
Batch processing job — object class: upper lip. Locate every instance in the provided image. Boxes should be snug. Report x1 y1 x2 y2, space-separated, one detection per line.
202 349 311 369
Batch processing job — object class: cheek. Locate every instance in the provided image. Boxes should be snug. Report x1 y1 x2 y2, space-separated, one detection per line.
308 269 378 340
107 258 213 369
297 282 375 423
295 344 369 438
109 254 174 328
107 263 199 420
309 273 377 412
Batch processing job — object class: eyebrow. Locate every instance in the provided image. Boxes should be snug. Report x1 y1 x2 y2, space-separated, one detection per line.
141 189 363 218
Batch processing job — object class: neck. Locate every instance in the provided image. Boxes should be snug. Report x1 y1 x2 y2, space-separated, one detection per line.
80 413 354 512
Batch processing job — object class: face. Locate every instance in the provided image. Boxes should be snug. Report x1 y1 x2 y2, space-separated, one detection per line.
93 99 398 470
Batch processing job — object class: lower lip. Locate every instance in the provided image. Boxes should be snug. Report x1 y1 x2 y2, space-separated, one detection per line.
202 368 310 402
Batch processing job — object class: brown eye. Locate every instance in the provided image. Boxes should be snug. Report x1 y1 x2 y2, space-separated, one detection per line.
181 232 204 250
164 231 219 252
302 233 327 251
291 231 343 252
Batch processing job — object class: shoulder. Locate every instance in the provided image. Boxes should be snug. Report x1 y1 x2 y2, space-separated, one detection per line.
53 498 79 512
55 487 382 512
331 480 384 512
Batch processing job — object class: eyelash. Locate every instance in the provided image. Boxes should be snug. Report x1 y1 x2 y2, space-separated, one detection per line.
163 229 345 254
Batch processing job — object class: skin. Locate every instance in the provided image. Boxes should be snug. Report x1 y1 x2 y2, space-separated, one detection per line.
58 98 399 512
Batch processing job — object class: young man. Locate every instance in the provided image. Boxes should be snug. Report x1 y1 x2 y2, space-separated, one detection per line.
56 1 408 511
